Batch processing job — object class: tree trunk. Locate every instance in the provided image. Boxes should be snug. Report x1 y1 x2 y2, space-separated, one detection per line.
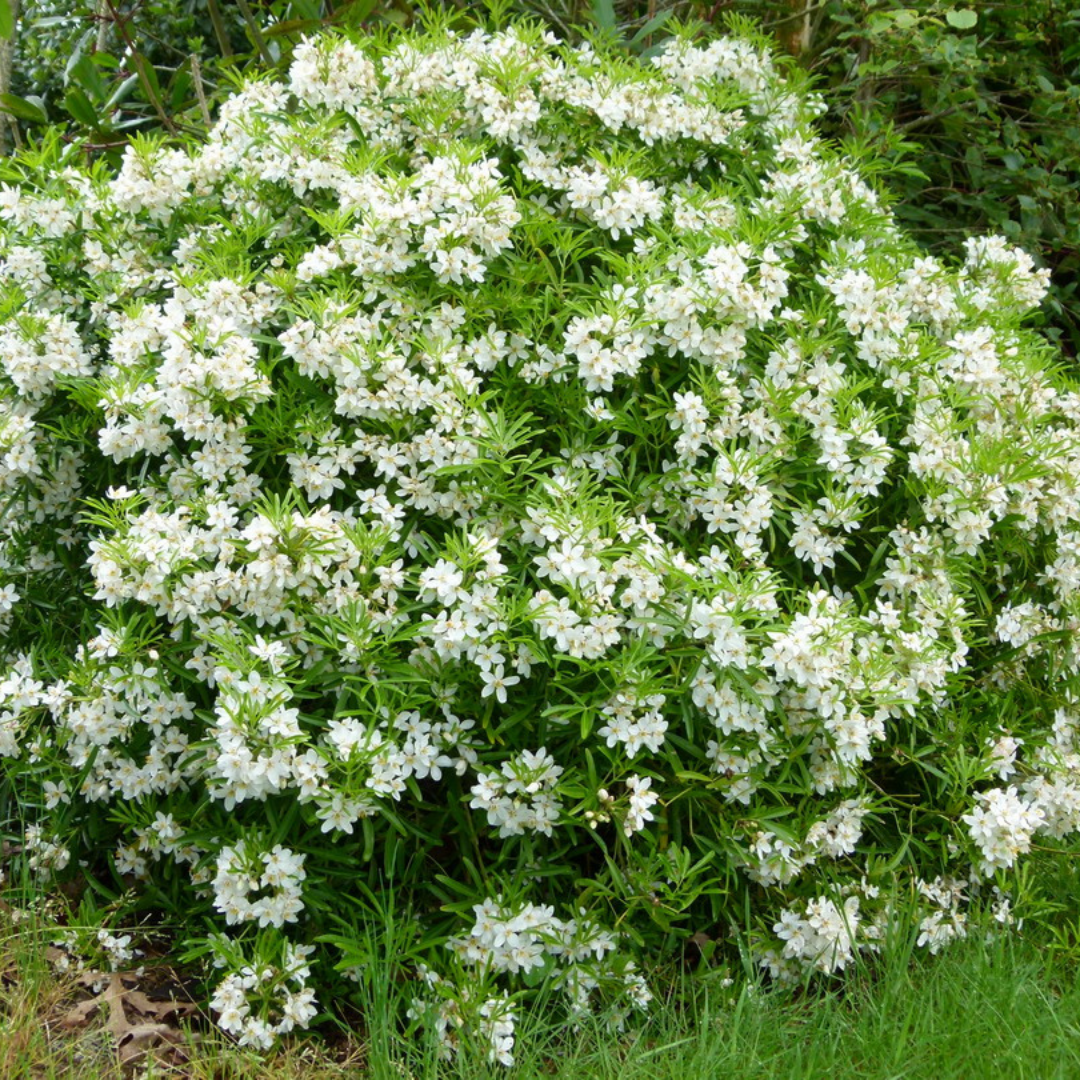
96 0 111 53
0 0 20 153
783 0 813 56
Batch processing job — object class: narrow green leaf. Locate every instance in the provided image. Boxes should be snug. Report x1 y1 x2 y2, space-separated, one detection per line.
63 29 93 85
134 52 163 101
104 73 140 110
590 0 617 32
264 17 323 37
629 9 672 46
0 93 47 124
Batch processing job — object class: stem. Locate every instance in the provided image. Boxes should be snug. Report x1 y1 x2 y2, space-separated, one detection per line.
205 0 233 59
761 0 833 32
849 36 874 130
235 0 273 66
95 0 110 52
102 0 178 135
896 104 966 133
61 134 130 150
781 0 814 54
706 1 732 25
190 52 211 128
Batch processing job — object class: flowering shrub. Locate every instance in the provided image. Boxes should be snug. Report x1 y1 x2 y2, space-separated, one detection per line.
0 9 1078 1064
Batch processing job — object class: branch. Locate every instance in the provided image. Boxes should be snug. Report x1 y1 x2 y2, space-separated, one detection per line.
102 0 178 135
235 0 273 67
190 52 211 128
206 0 233 58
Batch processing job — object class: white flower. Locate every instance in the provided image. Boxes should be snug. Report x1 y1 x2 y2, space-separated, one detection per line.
0 584 19 613
624 775 659 836
479 665 520 705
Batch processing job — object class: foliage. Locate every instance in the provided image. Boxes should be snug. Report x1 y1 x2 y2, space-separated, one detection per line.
3 0 416 163
722 0 1080 356
2 8 1080 1066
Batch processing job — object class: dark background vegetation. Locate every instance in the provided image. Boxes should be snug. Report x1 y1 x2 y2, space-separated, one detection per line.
0 0 1076 352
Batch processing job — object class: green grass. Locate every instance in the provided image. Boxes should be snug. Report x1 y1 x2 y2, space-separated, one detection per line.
432 936 1080 1080
5 902 1080 1079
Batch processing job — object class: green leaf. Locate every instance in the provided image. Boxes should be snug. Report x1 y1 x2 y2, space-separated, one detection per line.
288 0 322 20
0 93 47 124
335 0 379 25
64 88 100 129
104 73 140 110
629 9 672 47
521 953 556 987
946 9 977 29
63 29 94 85
134 52 164 101
169 70 192 111
70 54 109 102
590 0 617 32
264 17 323 37
0 0 12 39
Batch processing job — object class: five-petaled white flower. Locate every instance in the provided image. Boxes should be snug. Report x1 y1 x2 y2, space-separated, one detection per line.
480 664 520 704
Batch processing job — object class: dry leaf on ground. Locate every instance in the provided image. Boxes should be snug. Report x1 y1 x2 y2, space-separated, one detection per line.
57 969 199 1071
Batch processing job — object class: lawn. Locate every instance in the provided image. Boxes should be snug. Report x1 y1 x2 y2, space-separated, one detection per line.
5 895 1080 1079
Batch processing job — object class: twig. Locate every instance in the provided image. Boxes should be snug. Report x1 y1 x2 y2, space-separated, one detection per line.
235 0 273 66
895 104 969 132
101 0 178 135
205 0 233 59
190 53 212 127
706 0 732 23
61 133 130 149
758 0 833 31
126 22 208 62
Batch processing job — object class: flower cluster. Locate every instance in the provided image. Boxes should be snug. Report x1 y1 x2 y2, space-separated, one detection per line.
212 841 307 928
469 747 564 837
208 938 319 1050
50 925 143 977
409 973 519 1067
773 893 870 975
